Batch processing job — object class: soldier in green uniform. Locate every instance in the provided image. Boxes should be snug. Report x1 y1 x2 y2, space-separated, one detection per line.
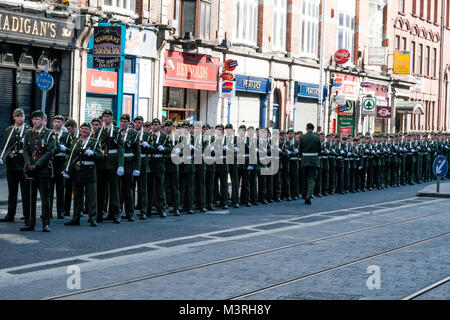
0 108 31 222
342 136 351 193
236 125 252 206
63 119 79 217
194 123 207 213
279 130 291 201
178 122 195 214
118 114 141 221
21 110 56 232
349 137 358 192
225 124 240 208
272 130 287 202
148 118 172 217
93 109 124 224
288 129 300 199
256 128 268 204
300 123 321 204
314 132 326 197
413 133 422 184
327 134 336 195
203 124 216 210
389 134 399 187
334 135 345 194
357 136 367 192
404 133 416 184
296 131 305 198
383 134 391 188
49 115 69 219
164 120 181 216
247 126 259 205
63 122 103 227
214 124 229 209
421 133 431 182
133 116 150 219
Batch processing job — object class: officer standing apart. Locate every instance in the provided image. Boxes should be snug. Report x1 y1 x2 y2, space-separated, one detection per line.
63 123 103 227
0 108 31 222
22 110 56 232
300 123 321 205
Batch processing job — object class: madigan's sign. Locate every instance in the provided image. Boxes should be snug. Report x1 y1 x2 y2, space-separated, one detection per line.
0 9 75 46
164 51 219 91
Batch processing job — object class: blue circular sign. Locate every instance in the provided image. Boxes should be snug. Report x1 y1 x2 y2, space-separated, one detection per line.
433 155 448 179
36 72 54 91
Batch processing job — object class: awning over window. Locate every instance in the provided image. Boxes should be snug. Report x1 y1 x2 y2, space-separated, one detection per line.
395 101 425 115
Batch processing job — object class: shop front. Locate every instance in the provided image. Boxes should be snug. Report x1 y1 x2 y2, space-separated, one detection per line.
0 8 77 144
228 75 271 129
85 69 118 122
391 79 416 133
293 82 328 132
162 50 219 123
360 83 389 133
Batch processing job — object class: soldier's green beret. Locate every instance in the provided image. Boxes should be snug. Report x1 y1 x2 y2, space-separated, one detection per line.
91 117 101 124
280 130 286 135
102 109 113 116
335 134 340 138
365 132 371 136
215 124 224 130
202 123 211 129
53 115 65 122
247 126 255 130
151 118 161 125
299 131 304 135
144 121 152 127
134 116 144 122
12 108 24 117
239 125 246 130
353 137 359 141
225 124 233 129
31 110 46 119
342 136 348 140
306 123 315 130
120 114 131 121
80 122 92 129
295 131 302 135
65 119 77 127
319 132 325 136
287 129 294 133
163 120 174 127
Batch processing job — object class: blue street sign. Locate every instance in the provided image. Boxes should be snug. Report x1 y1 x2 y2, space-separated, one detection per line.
433 156 448 179
36 72 54 91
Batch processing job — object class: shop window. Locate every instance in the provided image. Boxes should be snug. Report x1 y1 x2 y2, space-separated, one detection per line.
124 58 135 73
233 0 258 46
182 0 196 37
163 87 199 122
273 0 287 51
300 0 320 57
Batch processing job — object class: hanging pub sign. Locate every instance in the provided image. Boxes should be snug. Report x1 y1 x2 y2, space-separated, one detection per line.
93 26 122 69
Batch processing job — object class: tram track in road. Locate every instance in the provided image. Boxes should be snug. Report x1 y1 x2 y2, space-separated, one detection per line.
402 275 450 300
42 208 450 300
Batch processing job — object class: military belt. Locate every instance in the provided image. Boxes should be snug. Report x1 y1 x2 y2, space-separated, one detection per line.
290 157 299 160
18 150 23 154
303 153 318 156
337 156 343 159
320 156 329 159
140 154 147 158
153 154 164 158
55 152 66 157
124 153 135 158
108 149 118 154
81 161 95 166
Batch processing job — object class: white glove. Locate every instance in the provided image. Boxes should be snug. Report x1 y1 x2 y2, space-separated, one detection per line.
340 150 345 155
223 145 229 151
117 166 124 177
209 146 214 152
358 166 363 170
60 145 66 152
190 145 196 151
234 147 238 152
0 159 4 166
286 150 291 155
278 148 282 152
133 170 140 177
365 149 369 153
62 171 70 179
411 149 415 152
256 148 260 153
84 149 94 156
20 138 24 143
427 148 431 152
347 152 351 157
295 148 299 153
142 141 150 148
248 166 253 170
157 145 165 152
174 147 180 154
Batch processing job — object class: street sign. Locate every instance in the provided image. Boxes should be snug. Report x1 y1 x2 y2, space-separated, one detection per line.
362 97 377 116
220 72 235 81
335 95 346 105
433 156 448 179
224 59 238 71
334 49 351 64
36 72 54 91
222 81 234 99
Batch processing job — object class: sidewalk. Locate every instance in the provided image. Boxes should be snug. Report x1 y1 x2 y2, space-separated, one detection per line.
417 181 450 198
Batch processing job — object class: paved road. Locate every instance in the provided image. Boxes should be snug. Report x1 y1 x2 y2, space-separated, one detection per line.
0 181 449 300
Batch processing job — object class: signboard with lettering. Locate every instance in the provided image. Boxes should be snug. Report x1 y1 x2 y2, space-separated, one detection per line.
93 26 122 69
235 75 270 94
368 47 387 66
0 9 76 47
362 97 377 116
295 82 328 100
338 116 354 136
394 51 411 75
332 73 359 99
36 72 54 91
164 50 219 91
376 106 392 119
86 69 118 95
125 27 157 58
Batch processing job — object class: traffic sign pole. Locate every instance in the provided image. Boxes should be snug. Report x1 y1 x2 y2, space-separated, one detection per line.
437 178 440 193
41 64 48 113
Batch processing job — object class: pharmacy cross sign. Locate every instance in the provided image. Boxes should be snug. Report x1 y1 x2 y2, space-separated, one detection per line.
362 97 377 116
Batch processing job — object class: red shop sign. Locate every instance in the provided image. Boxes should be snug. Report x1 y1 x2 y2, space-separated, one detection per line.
164 51 219 91
334 49 351 64
377 106 392 119
86 69 118 95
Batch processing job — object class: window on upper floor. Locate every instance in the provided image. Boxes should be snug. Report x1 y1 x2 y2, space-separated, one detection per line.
233 0 259 45
175 0 211 40
418 44 423 74
273 0 287 51
432 47 437 77
103 0 136 14
434 0 439 23
300 0 320 57
368 0 384 48
411 41 416 73
427 0 432 20
399 0 405 13
420 0 425 17
425 45 430 76
413 0 417 15
337 11 355 58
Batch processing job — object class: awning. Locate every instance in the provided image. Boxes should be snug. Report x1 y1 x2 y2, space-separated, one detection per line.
395 101 425 115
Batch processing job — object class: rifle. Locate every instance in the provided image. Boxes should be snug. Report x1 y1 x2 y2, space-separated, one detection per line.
64 138 97 176
2 139 22 162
